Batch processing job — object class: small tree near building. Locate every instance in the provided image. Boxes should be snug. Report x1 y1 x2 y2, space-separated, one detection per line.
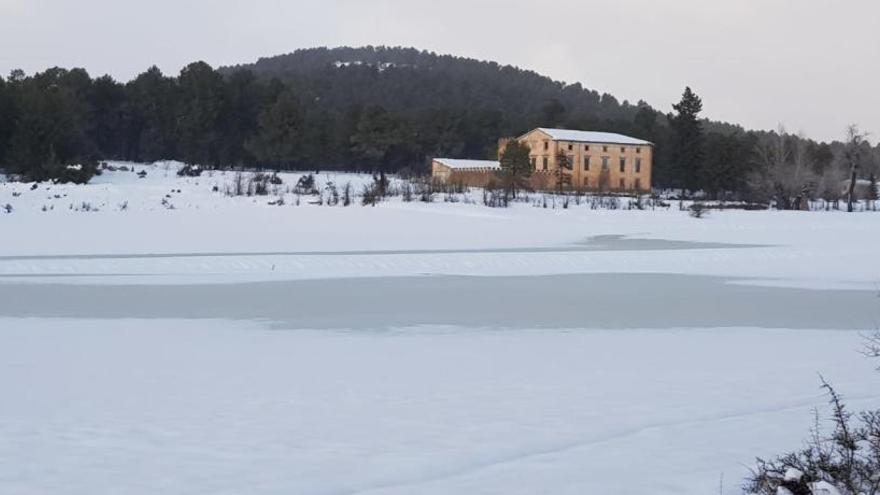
554 151 573 195
498 140 532 199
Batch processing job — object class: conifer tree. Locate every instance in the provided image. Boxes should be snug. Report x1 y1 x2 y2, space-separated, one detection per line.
246 88 303 168
670 86 705 194
498 140 532 198
176 61 225 166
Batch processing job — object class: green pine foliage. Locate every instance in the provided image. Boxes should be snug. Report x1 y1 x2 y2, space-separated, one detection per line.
498 140 532 198
670 86 705 193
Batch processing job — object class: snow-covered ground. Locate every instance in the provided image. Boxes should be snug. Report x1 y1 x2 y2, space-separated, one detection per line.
1 162 879 494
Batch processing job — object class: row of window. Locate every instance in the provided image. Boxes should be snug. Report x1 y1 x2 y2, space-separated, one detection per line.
580 177 643 190
543 141 643 154
531 156 642 173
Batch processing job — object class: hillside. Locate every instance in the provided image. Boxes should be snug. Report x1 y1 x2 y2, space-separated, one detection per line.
223 46 644 127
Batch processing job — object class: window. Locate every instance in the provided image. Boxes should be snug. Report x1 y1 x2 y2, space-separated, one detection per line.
603 146 608 152
601 156 609 170
619 158 626 173
583 155 590 171
530 157 536 169
619 178 626 190
621 147 626 153
636 147 641 154
567 143 573 151
634 178 641 191
542 157 548 170
635 158 642 173
567 155 574 169
585 145 590 151
543 141 549 151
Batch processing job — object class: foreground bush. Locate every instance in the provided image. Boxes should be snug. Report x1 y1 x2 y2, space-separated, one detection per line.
747 335 880 495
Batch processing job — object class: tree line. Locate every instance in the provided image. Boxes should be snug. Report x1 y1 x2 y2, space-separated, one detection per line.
0 46 877 205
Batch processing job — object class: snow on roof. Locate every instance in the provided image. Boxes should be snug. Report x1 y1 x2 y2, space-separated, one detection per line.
433 158 500 170
530 128 653 146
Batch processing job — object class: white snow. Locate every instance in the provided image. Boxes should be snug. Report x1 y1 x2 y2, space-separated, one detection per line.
1 320 878 495
433 157 500 170
784 468 804 481
532 127 653 145
810 481 843 495
1 162 880 494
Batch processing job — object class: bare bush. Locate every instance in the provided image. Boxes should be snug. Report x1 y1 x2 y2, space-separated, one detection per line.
325 181 339 206
342 182 352 207
295 174 317 195
747 377 880 495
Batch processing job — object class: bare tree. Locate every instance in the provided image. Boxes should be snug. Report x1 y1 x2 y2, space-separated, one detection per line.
554 151 572 195
790 133 818 210
749 126 816 210
845 125 868 213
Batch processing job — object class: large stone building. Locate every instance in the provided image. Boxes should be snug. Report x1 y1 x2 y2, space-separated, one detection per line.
433 127 653 192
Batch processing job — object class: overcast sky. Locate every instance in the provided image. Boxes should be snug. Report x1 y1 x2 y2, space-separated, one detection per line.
1 0 877 143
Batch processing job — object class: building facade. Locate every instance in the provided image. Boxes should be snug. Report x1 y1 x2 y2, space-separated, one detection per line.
506 128 653 192
432 128 653 193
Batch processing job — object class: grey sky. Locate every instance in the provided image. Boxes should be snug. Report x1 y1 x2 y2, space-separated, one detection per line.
1 0 877 143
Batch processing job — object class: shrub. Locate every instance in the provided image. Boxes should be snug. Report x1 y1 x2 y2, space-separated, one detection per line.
177 164 203 177
362 183 381 206
251 173 270 196
295 174 317 195
689 202 708 218
56 161 98 184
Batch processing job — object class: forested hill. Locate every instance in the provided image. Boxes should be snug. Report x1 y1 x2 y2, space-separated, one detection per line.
222 46 643 126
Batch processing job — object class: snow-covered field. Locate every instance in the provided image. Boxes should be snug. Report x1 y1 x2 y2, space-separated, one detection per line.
1 162 879 494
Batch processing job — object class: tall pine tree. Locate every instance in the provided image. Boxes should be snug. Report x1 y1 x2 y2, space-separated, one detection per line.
670 86 705 194
176 62 225 166
246 88 303 168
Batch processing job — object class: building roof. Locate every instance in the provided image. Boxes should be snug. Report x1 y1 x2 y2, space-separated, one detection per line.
433 158 500 170
528 128 653 146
